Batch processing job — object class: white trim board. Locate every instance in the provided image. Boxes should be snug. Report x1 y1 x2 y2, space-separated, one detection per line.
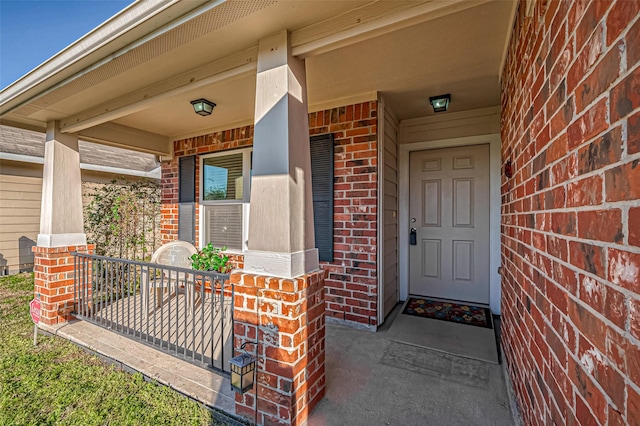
0 152 161 179
398 133 502 315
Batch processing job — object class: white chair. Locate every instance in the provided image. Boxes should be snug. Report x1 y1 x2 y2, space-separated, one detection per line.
141 241 198 313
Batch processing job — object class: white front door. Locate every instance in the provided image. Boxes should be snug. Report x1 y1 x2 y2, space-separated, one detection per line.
409 144 490 304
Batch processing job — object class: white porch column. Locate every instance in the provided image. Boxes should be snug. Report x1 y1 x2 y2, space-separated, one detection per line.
244 30 318 278
37 121 86 247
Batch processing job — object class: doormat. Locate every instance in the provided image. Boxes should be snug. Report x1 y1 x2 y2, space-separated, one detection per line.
402 297 492 329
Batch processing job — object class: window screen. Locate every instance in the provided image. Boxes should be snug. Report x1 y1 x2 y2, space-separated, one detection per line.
205 204 243 250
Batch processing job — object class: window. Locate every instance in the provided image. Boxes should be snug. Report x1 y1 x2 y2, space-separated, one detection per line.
200 149 252 251
196 136 334 258
203 153 244 201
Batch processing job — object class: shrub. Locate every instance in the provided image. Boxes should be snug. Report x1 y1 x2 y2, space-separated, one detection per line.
190 244 231 273
84 179 160 260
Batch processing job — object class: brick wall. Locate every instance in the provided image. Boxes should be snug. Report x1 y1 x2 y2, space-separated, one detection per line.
231 269 326 425
500 1 640 425
159 158 178 244
160 101 379 328
33 244 94 325
309 102 379 327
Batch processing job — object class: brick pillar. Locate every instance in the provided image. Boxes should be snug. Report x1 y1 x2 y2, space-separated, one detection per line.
231 269 326 425
33 244 94 326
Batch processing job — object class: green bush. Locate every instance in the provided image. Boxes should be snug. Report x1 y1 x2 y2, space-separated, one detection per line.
84 179 160 260
190 244 231 273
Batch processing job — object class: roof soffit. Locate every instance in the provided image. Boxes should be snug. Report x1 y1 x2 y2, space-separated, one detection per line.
1 0 515 140
0 0 197 114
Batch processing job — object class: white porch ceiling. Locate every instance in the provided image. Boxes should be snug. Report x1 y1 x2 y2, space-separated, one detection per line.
0 0 516 151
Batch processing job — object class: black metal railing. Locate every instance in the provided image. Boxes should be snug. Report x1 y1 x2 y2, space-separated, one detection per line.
72 252 233 373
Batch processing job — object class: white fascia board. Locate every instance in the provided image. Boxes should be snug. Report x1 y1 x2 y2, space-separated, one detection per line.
79 163 161 179
0 152 44 165
1 1 177 106
0 152 159 179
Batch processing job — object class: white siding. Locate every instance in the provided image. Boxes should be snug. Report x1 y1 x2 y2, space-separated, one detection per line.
0 174 41 274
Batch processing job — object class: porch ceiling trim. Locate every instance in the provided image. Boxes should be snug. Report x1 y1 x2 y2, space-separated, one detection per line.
291 0 492 58
60 48 258 134
2 0 507 138
61 0 492 136
77 122 171 156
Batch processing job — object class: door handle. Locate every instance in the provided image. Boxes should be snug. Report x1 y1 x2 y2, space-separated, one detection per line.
410 228 417 245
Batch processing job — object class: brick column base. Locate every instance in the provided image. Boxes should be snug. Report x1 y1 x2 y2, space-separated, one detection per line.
230 269 326 426
33 244 95 326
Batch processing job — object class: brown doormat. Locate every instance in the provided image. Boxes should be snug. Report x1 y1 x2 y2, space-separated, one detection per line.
402 297 492 329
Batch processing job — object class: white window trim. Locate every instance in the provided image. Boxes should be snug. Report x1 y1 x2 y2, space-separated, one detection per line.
198 148 252 253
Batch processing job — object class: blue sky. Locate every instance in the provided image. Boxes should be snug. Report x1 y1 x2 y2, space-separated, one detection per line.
0 0 132 89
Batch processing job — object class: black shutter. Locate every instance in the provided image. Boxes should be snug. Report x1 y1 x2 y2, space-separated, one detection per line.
178 155 196 244
310 134 334 262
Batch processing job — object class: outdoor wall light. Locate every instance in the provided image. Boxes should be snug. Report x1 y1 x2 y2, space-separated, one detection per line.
191 98 216 116
429 94 451 113
229 352 256 393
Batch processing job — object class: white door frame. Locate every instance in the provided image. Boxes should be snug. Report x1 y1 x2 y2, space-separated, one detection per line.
398 133 502 314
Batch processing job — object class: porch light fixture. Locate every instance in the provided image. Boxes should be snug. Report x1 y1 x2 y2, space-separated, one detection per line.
429 94 451 113
191 98 216 116
229 352 256 394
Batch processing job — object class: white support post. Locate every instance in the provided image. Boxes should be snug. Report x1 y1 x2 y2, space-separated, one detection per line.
243 30 319 278
37 121 87 247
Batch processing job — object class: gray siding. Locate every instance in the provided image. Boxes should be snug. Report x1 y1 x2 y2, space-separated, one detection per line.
382 108 399 319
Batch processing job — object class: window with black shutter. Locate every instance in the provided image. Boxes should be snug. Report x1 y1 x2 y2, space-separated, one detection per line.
310 134 334 262
188 136 334 257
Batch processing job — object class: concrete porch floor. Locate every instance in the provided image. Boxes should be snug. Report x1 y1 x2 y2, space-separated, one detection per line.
41 307 518 426
310 312 517 426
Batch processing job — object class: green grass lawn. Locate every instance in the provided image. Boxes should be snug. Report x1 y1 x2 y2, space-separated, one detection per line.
0 273 218 426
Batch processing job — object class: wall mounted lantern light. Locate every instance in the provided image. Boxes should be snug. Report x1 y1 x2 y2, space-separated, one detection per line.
229 351 256 394
191 98 216 116
429 94 451 113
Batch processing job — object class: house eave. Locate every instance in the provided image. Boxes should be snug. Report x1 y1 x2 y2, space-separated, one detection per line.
0 0 218 118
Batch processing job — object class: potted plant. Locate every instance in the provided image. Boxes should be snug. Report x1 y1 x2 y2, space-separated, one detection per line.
190 243 231 273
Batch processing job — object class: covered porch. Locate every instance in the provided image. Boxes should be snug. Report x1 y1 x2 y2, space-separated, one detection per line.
3 0 639 423
4 1 519 425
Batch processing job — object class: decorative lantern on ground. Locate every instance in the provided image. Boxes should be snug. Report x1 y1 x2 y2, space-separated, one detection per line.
229 352 256 394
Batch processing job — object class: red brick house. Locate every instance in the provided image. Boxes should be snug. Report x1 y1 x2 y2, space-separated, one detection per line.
1 0 638 424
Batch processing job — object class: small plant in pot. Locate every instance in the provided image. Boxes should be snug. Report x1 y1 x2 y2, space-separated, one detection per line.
190 243 231 273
